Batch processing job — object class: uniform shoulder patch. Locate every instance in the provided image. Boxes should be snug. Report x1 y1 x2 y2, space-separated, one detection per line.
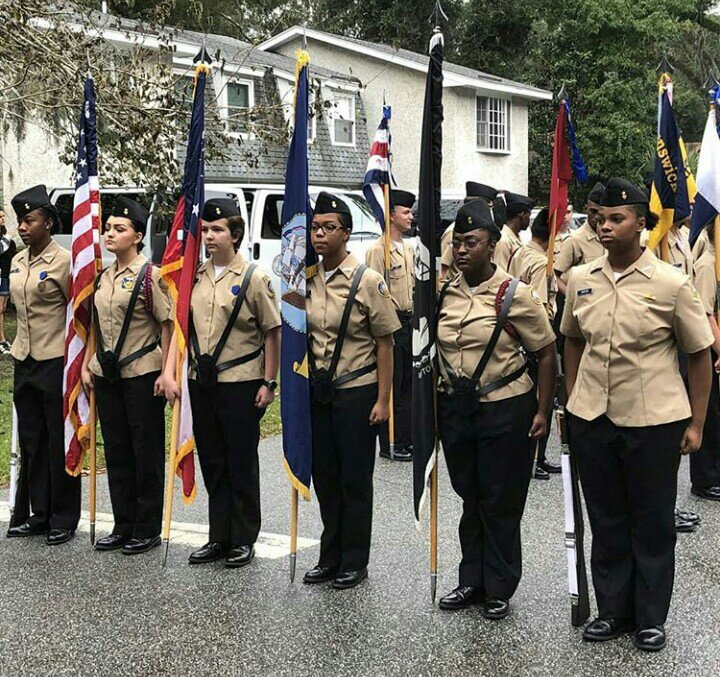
158 277 168 292
266 277 275 298
377 280 390 298
692 287 701 301
530 289 543 305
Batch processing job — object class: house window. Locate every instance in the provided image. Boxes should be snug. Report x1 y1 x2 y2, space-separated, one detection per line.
172 74 196 115
227 81 253 135
328 93 355 146
476 96 510 152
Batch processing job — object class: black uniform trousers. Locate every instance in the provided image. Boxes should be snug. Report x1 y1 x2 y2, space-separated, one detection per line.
189 379 264 546
570 414 686 627
689 359 720 489
439 389 536 599
311 383 379 571
13 357 80 530
95 371 165 539
379 318 412 452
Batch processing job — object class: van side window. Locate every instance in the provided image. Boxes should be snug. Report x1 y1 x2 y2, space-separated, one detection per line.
54 194 75 235
261 195 284 240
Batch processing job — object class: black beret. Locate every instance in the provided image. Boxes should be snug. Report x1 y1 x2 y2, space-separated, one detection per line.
454 200 501 238
203 198 240 222
531 207 550 238
314 191 351 217
587 182 605 205
111 196 149 232
391 190 415 210
11 185 51 220
600 178 648 207
505 192 534 218
465 181 497 201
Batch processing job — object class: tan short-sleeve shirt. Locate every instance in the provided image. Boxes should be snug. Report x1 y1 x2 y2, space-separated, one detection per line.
365 237 414 313
508 240 557 318
492 225 522 271
652 226 693 275
189 252 280 383
693 227 709 261
554 222 604 280
437 266 555 403
89 254 172 379
9 239 70 361
307 252 401 389
693 247 717 316
561 249 713 426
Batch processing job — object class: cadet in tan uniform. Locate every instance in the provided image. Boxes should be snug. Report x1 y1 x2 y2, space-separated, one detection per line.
164 198 281 567
303 192 400 590
82 197 173 555
508 207 561 479
6 185 80 545
562 178 713 652
693 224 710 260
436 200 556 619
687 224 720 502
440 182 497 280
366 189 415 462
493 192 533 271
554 182 606 294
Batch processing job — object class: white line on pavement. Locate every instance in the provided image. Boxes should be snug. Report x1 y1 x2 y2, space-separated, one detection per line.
0 504 319 559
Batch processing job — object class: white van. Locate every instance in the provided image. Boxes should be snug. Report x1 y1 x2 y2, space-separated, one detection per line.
48 184 382 291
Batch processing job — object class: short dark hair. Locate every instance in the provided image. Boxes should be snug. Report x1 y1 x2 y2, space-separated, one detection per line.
130 220 146 251
338 211 353 232
37 205 60 234
227 215 246 251
629 203 659 230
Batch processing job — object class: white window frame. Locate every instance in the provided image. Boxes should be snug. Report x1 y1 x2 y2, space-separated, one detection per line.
327 92 356 147
476 95 511 154
218 75 255 140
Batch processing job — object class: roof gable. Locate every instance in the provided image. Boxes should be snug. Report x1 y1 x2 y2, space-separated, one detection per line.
258 26 551 101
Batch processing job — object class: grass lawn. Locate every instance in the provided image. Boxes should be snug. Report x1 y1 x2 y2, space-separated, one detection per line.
0 308 282 485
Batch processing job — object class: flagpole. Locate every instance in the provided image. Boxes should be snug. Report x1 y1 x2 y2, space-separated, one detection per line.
85 324 98 545
429 438 439 603
383 184 396 459
657 67 672 263
715 216 720 329
290 486 298 582
161 351 182 567
8 405 19 519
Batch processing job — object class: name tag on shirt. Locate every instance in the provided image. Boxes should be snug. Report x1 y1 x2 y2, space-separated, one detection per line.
121 276 136 290
577 288 593 296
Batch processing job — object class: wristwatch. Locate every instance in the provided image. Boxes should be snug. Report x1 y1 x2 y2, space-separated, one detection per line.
263 379 278 392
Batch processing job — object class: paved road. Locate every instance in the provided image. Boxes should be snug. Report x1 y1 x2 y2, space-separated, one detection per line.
1 432 719 676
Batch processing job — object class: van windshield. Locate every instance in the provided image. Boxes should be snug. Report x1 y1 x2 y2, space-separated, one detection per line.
308 192 381 241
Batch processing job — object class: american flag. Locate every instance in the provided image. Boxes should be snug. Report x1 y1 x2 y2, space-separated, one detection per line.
362 108 392 229
64 77 102 476
160 62 209 505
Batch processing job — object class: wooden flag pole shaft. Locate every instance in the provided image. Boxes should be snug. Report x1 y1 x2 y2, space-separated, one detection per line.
290 487 299 582
383 184 395 458
86 324 98 545
161 349 182 566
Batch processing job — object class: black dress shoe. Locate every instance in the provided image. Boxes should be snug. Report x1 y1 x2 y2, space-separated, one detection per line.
189 541 230 564
633 625 666 652
691 486 720 501
46 528 75 546
332 568 368 589
582 616 634 642
379 445 413 461
122 536 161 555
6 521 48 538
674 513 696 533
95 534 130 551
533 465 550 480
537 459 562 474
676 508 700 525
438 585 484 610
303 565 339 584
482 597 510 620
224 544 255 568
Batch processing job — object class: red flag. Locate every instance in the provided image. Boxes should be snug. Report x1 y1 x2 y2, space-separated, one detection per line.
549 101 572 241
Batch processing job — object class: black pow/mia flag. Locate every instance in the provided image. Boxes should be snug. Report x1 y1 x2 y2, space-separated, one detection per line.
412 28 444 525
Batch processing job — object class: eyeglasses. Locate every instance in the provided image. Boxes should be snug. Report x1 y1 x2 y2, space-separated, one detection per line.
310 223 347 234
451 238 491 250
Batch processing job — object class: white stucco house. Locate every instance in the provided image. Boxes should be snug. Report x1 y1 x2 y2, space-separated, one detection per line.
259 26 552 195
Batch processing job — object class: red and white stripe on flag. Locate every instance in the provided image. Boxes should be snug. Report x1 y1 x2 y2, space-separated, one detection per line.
64 77 102 476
